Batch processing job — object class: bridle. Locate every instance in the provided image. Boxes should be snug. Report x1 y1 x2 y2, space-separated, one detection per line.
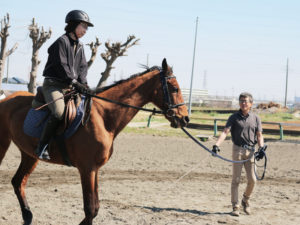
159 71 185 117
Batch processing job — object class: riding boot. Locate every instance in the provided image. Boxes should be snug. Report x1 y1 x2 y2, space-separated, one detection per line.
35 115 61 160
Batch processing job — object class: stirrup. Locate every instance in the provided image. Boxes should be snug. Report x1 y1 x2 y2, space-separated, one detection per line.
36 144 50 160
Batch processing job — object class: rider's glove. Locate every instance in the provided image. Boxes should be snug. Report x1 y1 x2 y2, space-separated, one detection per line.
72 80 91 95
255 145 267 161
212 145 220 155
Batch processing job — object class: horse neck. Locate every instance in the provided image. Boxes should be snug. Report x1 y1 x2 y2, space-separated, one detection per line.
96 70 159 135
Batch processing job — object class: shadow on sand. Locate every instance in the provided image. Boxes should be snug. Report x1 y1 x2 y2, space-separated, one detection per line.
135 205 231 216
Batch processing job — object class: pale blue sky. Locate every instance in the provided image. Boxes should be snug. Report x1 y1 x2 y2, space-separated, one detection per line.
1 0 300 102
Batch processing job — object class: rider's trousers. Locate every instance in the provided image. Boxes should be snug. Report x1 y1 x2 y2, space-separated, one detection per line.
42 78 71 120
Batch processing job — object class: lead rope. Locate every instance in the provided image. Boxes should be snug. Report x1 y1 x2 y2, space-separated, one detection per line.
181 127 253 163
254 150 267 180
167 128 266 189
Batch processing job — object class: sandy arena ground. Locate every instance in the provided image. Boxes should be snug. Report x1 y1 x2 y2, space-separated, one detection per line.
0 133 299 225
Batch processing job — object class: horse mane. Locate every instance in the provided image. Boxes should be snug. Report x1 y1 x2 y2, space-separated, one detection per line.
94 66 162 94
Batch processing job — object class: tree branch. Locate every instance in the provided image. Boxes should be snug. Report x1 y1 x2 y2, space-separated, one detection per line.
86 37 101 69
5 43 18 57
97 35 140 88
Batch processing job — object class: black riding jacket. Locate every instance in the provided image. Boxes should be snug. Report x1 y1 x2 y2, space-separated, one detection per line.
43 33 88 84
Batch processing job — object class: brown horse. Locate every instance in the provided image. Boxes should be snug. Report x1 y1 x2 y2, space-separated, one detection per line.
0 59 189 225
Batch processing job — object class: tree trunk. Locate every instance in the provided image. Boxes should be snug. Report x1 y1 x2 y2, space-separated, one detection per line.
97 58 115 88
28 18 51 94
0 59 4 90
0 18 8 91
87 37 101 69
0 13 18 91
28 48 40 93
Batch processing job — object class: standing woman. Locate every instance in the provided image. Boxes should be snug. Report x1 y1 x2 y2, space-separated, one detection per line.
35 10 93 160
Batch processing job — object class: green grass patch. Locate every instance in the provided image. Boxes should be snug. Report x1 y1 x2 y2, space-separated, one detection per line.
123 108 299 140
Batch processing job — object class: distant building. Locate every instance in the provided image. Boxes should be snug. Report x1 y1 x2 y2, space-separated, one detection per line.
181 89 239 108
295 96 300 103
2 77 28 84
181 89 208 104
1 77 29 92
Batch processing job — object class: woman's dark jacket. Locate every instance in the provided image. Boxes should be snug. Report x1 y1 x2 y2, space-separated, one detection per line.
43 33 88 84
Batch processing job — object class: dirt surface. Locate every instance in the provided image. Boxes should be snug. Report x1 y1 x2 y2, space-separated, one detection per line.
0 133 299 225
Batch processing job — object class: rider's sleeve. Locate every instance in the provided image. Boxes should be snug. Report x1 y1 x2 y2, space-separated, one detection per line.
77 48 88 84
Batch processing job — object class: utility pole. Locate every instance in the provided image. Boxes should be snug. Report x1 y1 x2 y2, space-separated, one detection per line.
188 17 199 115
203 70 207 89
146 54 149 67
284 57 289 108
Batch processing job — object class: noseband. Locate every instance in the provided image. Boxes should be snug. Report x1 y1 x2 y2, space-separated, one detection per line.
159 71 185 117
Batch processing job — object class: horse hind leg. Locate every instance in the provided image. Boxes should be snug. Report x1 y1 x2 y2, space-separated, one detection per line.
11 151 39 225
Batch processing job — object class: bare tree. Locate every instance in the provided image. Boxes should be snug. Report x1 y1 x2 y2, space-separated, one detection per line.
86 37 101 69
0 13 18 90
28 18 51 94
97 35 139 88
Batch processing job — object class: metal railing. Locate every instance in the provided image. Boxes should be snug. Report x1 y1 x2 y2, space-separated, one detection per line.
213 119 300 140
146 114 300 140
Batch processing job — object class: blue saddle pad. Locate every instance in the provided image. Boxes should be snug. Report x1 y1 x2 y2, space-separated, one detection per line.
23 96 86 139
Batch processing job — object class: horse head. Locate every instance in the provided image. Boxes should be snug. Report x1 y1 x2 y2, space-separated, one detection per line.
152 58 189 128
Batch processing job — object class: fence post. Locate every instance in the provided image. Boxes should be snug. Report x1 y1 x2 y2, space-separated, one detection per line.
147 114 153 127
214 119 218 136
279 123 284 140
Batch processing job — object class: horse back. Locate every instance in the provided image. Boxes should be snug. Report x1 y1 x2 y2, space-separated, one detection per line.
0 91 33 135
0 91 33 116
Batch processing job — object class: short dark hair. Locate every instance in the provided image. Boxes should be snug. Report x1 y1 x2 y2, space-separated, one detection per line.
64 21 80 33
239 92 253 103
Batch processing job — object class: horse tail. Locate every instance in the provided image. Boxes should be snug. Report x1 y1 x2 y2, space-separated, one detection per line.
0 96 12 166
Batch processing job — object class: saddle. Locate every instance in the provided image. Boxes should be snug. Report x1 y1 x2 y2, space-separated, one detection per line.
34 86 80 131
29 86 92 166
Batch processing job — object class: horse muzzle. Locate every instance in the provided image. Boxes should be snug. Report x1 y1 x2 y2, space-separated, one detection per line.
170 115 189 128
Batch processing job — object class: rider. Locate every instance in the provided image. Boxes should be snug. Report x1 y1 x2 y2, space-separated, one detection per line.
35 10 93 160
211 92 265 216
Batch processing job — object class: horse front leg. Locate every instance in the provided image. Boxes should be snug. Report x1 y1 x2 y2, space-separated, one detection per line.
11 151 38 225
79 169 98 225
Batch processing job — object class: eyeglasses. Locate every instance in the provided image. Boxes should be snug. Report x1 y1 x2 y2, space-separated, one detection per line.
80 23 88 30
239 100 250 104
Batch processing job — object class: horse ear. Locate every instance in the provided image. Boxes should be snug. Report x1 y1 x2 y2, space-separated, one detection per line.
162 58 168 72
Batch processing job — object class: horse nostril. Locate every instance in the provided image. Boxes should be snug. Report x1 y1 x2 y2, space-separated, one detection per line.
185 116 190 123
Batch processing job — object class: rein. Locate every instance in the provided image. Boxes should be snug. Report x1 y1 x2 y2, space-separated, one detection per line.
86 93 164 114
86 71 185 117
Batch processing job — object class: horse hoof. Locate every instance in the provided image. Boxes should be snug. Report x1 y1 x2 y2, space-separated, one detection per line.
22 208 33 225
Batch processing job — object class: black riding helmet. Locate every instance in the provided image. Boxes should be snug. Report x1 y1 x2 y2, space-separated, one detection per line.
65 10 94 27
